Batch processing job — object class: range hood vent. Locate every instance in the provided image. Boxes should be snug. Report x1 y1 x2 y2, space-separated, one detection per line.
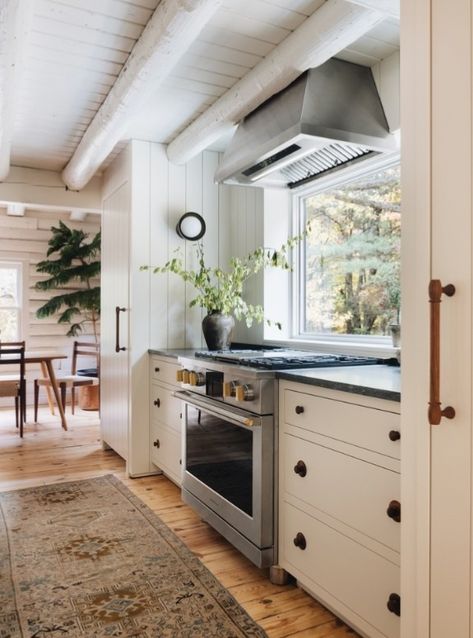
281 142 377 189
215 58 398 189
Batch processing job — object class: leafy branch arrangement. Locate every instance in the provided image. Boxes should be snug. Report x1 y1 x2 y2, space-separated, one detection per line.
142 228 308 328
35 221 101 340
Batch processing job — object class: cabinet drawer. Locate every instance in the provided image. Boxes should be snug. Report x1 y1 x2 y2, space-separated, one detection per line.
150 357 180 386
280 502 400 638
284 389 400 459
150 422 182 485
283 433 400 552
150 384 182 433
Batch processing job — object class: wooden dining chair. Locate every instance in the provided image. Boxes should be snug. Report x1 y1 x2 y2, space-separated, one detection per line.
0 341 26 437
34 341 99 420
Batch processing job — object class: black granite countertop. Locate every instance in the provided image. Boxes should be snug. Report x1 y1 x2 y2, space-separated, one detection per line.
148 348 196 359
277 365 400 402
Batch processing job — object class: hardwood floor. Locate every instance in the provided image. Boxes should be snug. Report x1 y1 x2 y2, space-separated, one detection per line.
0 407 357 638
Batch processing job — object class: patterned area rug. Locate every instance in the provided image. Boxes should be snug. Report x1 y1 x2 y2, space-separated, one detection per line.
0 475 268 638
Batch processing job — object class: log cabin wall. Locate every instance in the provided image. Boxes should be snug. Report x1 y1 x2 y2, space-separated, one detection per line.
0 207 101 403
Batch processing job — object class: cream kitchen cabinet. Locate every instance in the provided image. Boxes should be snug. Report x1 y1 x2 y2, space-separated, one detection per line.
278 380 401 638
149 355 183 486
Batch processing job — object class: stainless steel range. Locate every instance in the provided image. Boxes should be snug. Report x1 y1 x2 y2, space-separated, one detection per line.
175 348 378 569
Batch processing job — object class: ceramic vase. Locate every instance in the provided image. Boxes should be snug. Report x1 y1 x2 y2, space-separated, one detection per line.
202 313 235 351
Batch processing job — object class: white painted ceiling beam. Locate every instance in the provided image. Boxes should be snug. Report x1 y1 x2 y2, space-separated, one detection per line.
62 0 222 191
166 0 386 165
344 0 399 19
0 0 33 181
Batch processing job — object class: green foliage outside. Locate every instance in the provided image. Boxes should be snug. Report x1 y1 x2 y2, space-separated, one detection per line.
304 164 401 336
142 230 307 329
35 221 101 341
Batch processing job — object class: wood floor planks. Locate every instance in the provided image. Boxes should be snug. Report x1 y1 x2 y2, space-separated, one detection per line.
0 408 359 638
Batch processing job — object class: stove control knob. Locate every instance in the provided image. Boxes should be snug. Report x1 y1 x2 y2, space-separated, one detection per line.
189 371 206 386
176 369 184 382
224 381 239 397
236 384 255 402
182 370 190 384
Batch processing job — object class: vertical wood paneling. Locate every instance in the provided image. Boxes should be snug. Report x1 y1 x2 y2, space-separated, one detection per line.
167 163 187 348
149 144 169 348
185 154 203 348
218 182 232 270
143 144 265 350
202 151 220 347
129 140 152 474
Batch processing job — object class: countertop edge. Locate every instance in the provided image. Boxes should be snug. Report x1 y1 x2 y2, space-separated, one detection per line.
276 370 400 402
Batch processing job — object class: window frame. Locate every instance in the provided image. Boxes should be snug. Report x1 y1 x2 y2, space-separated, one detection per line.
0 261 24 341
290 152 401 350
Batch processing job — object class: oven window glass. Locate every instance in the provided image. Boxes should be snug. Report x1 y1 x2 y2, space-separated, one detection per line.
185 406 253 516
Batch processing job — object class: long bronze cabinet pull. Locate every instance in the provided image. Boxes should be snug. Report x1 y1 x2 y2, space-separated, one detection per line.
115 306 127 353
428 280 456 425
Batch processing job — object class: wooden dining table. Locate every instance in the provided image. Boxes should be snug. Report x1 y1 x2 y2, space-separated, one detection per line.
2 352 69 431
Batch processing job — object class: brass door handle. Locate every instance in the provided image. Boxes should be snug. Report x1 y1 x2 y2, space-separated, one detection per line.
428 280 456 425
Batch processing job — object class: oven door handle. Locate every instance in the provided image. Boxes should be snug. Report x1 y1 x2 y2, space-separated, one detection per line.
173 390 262 429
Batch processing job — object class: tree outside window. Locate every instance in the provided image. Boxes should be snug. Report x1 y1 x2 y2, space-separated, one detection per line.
300 163 401 337
0 262 22 340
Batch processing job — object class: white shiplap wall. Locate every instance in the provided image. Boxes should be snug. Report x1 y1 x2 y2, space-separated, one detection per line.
140 143 264 349
0 208 100 374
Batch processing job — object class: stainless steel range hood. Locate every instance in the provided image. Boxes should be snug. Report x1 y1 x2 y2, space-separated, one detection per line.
215 58 398 189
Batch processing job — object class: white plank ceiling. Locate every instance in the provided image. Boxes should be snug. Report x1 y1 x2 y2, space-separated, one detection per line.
10 0 399 173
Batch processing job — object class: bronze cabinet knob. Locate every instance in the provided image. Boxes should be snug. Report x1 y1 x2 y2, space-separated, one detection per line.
293 532 307 550
153 398 161 408
294 460 307 477
295 405 305 415
389 430 401 441
153 439 160 448
386 500 401 522
387 593 401 616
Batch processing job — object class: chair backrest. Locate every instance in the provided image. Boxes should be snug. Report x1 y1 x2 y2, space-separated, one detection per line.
0 341 26 382
71 340 100 375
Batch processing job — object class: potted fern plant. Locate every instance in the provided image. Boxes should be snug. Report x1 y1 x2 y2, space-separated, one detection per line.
35 221 101 409
35 221 101 341
142 231 305 350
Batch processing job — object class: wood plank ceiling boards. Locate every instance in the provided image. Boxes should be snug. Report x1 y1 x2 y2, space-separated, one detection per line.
0 0 34 180
62 0 223 190
166 0 389 164
4 0 399 187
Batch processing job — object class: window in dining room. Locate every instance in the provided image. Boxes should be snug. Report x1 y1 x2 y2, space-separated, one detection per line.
0 262 23 340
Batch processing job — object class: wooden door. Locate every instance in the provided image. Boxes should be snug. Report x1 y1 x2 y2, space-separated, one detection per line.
402 1 473 636
100 181 130 461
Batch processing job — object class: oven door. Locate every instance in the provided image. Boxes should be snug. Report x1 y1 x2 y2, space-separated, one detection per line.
175 391 274 549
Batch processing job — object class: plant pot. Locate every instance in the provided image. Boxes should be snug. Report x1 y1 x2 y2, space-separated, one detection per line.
78 384 100 411
202 313 235 351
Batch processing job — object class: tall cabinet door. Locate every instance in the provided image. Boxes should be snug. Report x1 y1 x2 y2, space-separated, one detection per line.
402 1 473 636
100 181 130 461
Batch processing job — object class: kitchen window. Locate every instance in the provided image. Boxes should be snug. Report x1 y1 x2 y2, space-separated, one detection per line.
0 262 23 341
294 160 400 345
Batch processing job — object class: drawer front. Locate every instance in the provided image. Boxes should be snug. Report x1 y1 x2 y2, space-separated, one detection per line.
284 389 400 458
150 384 182 433
151 357 180 386
283 433 400 551
150 422 182 485
280 502 400 638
